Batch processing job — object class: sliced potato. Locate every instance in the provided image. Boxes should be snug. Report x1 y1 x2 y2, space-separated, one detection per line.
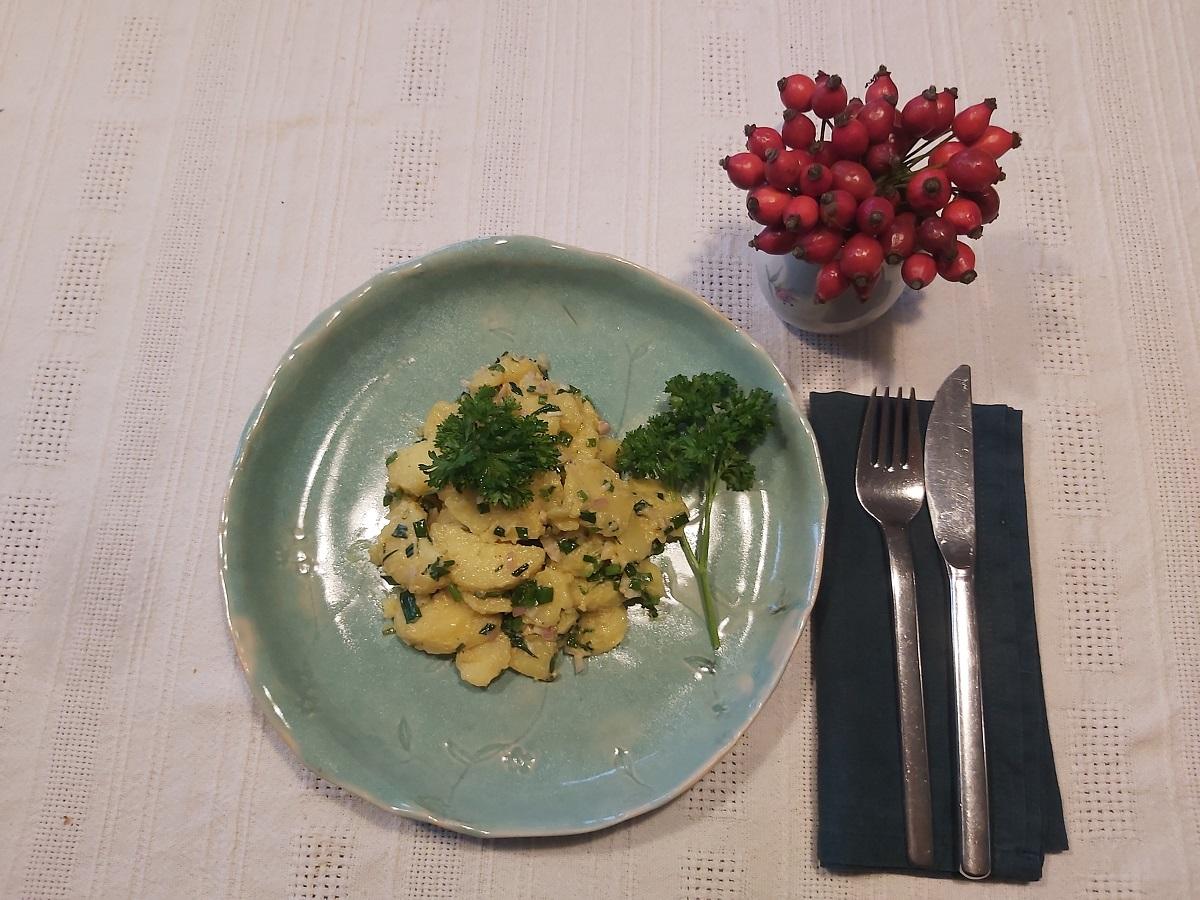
507 633 557 681
574 578 624 612
421 400 457 439
431 521 545 593
546 532 605 578
556 458 634 536
596 435 619 467
387 442 434 497
521 567 577 628
394 591 498 654
377 505 446 595
455 637 512 687
577 606 628 654
439 485 547 542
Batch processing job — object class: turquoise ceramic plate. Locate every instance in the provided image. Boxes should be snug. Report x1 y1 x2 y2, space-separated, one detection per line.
221 236 827 836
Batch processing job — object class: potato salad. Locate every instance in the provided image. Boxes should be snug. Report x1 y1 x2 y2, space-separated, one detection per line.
371 353 688 687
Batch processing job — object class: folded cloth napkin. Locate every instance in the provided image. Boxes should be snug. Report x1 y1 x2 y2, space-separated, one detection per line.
808 391 1068 881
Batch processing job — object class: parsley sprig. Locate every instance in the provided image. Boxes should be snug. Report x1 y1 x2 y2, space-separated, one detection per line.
420 385 561 508
616 372 774 649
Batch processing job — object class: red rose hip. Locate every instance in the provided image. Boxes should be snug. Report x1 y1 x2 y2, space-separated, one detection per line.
968 185 1001 223
747 185 791 227
778 73 817 111
865 142 900 177
830 115 870 159
856 196 895 236
819 189 858 230
783 194 820 232
929 140 965 167
906 167 952 213
882 211 918 263
745 124 785 160
830 160 874 201
749 227 798 255
946 147 1003 191
973 125 1021 158
858 99 895 143
781 109 817 150
929 87 958 136
811 74 849 119
720 152 765 189
901 86 941 137
764 148 807 190
952 98 997 144
838 234 885 287
865 65 899 106
810 140 839 167
938 241 978 283
798 163 834 197
901 252 938 290
793 227 843 264
815 260 850 303
917 214 959 261
943 197 984 237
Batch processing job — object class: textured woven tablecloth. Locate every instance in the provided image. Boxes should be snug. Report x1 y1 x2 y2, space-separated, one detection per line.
2 1 1197 897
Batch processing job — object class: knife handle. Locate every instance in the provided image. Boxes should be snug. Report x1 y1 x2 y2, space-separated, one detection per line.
949 564 991 879
882 523 934 868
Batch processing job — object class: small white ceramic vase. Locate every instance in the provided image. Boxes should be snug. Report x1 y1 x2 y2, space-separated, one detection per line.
754 252 909 334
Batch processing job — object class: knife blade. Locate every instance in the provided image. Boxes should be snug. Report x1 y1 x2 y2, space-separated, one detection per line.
925 365 976 568
925 364 991 880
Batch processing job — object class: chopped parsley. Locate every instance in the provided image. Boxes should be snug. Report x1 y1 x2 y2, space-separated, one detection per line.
399 591 421 624
420 385 561 508
413 518 429 539
580 510 597 524
487 360 506 373
477 501 491 514
391 522 409 538
479 622 496 634
493 525 506 537
532 403 560 416
424 557 455 580
633 499 650 515
501 614 535 655
586 437 597 447
576 490 588 501
383 489 396 507
447 584 464 602
404 543 416 558
511 581 554 607
508 381 524 395
515 526 529 540
385 451 398 466
511 562 530 577
557 537 579 554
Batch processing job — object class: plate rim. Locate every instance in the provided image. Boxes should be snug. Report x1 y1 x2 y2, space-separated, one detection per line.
219 235 828 837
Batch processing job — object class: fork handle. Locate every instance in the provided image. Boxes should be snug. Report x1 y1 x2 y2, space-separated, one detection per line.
881 523 934 868
948 564 991 879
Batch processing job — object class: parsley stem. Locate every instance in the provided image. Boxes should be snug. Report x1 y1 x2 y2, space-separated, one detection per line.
680 536 720 649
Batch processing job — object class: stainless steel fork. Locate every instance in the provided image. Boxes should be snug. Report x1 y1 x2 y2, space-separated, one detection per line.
855 387 934 868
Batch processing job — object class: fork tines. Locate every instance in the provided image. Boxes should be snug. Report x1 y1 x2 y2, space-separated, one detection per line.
859 387 921 472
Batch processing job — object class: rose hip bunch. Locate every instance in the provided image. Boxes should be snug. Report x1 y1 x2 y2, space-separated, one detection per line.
722 66 1019 302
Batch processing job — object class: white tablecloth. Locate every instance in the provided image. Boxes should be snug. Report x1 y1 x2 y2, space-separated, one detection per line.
2 0 1197 896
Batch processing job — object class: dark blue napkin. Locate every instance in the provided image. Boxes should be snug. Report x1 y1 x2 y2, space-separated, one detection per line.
809 391 1068 881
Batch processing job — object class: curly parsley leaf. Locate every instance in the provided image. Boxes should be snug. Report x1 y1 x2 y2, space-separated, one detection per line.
616 372 775 649
420 385 561 509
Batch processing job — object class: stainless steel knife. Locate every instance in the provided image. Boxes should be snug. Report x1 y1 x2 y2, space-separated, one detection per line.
925 365 991 879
